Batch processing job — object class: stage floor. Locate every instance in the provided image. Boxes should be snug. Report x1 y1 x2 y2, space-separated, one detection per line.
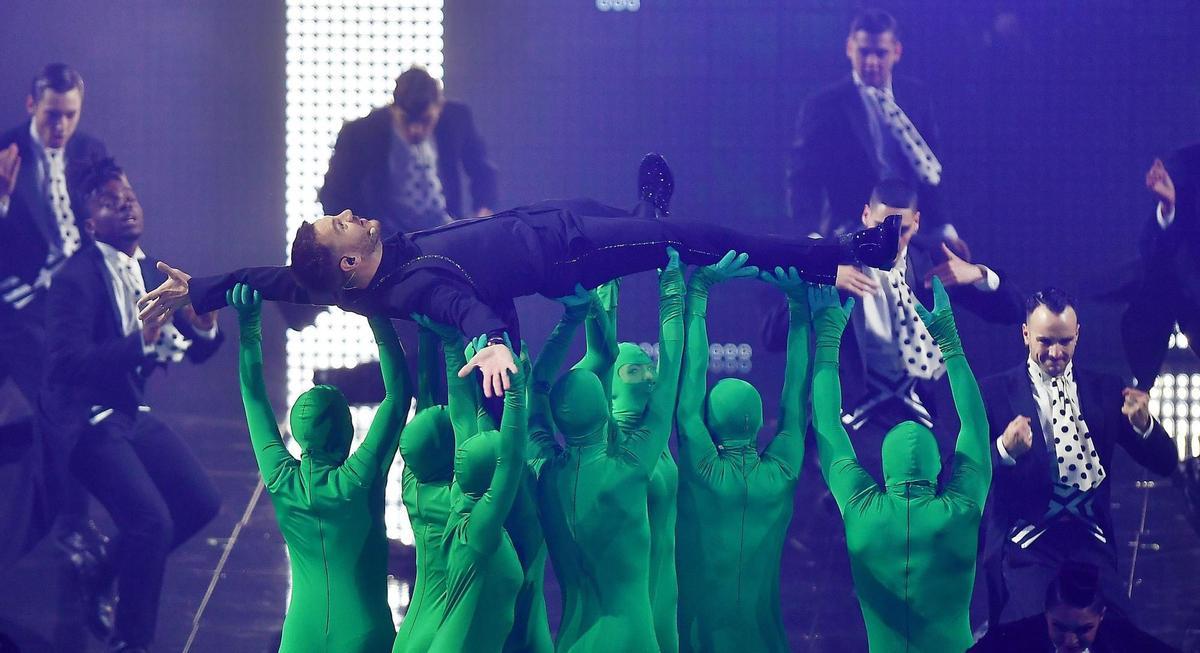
0 412 1196 652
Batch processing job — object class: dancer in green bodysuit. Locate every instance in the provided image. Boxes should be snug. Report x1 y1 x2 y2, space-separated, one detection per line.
574 279 679 653
674 259 811 653
392 323 459 653
230 283 410 653
535 248 685 653
809 279 992 653
428 345 529 653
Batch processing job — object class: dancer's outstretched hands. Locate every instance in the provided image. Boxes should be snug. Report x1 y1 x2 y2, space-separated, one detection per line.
227 283 262 325
761 266 809 304
594 279 619 313
555 283 592 318
912 277 961 354
808 284 854 339
458 333 518 398
411 313 460 343
694 250 757 287
138 262 193 328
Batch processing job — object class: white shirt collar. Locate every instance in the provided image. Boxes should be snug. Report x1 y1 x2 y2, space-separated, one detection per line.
852 71 894 97
1027 357 1073 386
95 240 146 266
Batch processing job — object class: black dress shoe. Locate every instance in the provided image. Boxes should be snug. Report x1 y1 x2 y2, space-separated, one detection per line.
836 214 901 270
55 519 111 576
85 581 118 643
637 153 674 217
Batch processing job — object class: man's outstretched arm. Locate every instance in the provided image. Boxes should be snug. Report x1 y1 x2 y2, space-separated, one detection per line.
139 263 331 326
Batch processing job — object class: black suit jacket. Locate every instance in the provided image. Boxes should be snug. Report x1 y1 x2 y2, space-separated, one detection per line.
762 245 1023 413
41 243 224 442
979 365 1177 561
968 613 1179 653
1138 143 1200 306
788 75 945 239
0 122 108 309
318 102 499 233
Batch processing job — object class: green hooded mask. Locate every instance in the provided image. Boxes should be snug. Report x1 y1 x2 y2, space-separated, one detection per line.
400 406 455 483
704 378 762 449
454 431 500 501
880 420 942 492
550 369 610 446
612 342 655 428
289 385 354 462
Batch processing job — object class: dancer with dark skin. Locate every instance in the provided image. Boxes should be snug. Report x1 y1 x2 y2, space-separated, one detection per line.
230 283 410 653
674 259 811 653
809 279 991 653
428 345 528 652
535 248 685 653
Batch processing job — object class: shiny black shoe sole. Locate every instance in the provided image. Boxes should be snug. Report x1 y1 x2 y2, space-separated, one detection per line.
637 152 674 217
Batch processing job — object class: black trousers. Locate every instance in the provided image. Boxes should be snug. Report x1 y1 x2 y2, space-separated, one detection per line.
537 211 842 300
68 411 221 647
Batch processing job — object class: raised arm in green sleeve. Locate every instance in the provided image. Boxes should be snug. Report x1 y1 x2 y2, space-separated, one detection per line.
415 323 440 412
763 268 811 471
229 284 295 489
575 280 619 399
675 251 757 467
414 313 479 447
626 248 686 473
808 285 876 510
464 358 528 554
344 315 412 481
915 278 992 505
531 294 588 440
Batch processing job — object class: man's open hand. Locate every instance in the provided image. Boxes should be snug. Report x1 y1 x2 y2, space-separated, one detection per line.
1146 158 1176 213
924 243 984 288
458 342 519 398
137 262 192 328
1122 387 1152 432
834 264 879 297
0 144 20 201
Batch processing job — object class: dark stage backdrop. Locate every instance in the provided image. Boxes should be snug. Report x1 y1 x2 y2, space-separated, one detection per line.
0 1 288 418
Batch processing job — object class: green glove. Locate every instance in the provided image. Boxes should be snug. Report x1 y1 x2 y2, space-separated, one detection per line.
808 285 854 365
226 282 262 342
913 277 963 358
412 312 461 344
760 265 810 309
691 249 759 290
555 283 592 320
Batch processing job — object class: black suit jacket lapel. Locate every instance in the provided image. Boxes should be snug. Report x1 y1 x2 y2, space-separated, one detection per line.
838 79 876 163
13 128 56 247
87 246 126 336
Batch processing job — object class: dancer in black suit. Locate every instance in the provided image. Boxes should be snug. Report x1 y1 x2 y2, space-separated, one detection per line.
319 65 498 234
0 64 109 570
1121 145 1200 389
788 9 967 257
763 179 1022 474
980 288 1176 624
43 159 222 652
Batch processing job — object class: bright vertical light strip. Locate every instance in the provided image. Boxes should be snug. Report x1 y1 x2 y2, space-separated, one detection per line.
284 1 443 561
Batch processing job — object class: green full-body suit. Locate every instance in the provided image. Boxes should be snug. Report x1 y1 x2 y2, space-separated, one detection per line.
579 280 679 653
674 260 811 653
231 284 410 653
428 347 529 652
809 280 992 653
535 252 685 653
392 325 458 653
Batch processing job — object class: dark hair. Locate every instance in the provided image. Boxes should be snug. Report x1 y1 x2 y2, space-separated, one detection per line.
1045 561 1105 612
1026 287 1076 317
869 178 918 210
31 63 85 102
392 67 443 117
850 8 899 37
70 157 125 220
289 222 345 293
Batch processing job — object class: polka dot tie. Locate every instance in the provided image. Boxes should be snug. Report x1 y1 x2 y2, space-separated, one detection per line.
890 268 945 380
116 257 190 364
402 139 447 222
1048 370 1105 492
863 86 943 186
46 149 82 258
